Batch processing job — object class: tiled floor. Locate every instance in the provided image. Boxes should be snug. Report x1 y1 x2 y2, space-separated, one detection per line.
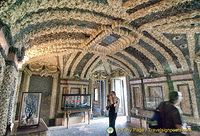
48 116 163 136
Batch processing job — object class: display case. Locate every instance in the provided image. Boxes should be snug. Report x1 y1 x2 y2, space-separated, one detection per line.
61 94 91 110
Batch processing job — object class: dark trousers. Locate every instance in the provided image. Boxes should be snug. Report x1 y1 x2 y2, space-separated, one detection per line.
109 112 117 136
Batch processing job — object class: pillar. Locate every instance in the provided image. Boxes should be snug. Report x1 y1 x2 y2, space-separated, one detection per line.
126 75 131 122
0 54 5 85
105 78 109 116
0 63 18 136
194 57 200 117
14 71 23 121
21 68 32 92
49 73 59 120
89 78 93 118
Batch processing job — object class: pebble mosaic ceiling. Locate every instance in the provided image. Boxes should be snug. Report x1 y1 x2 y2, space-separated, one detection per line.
0 0 200 79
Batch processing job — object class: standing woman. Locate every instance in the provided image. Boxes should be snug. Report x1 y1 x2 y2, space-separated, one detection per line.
107 91 120 136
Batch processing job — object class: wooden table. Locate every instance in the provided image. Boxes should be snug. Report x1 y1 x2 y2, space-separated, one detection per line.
63 109 91 128
134 114 151 129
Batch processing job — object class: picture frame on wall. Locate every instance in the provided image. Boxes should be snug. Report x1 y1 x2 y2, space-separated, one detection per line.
145 86 163 110
18 92 42 127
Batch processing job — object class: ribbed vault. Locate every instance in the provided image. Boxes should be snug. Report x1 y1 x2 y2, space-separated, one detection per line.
1 0 200 79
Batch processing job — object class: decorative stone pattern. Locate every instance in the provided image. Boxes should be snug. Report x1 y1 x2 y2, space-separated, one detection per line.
134 44 164 74
80 55 99 79
148 30 189 71
0 65 18 136
7 75 18 126
126 0 192 22
121 51 148 76
1 0 197 82
141 35 177 73
173 80 200 121
10 10 112 36
0 54 5 86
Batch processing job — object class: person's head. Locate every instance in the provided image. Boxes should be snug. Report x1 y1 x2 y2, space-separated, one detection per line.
169 91 183 105
110 91 116 97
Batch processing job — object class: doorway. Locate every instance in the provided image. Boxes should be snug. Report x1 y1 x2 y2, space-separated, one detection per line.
112 77 128 116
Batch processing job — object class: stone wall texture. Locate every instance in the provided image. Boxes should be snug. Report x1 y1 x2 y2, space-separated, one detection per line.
0 54 5 86
0 65 18 136
7 68 18 126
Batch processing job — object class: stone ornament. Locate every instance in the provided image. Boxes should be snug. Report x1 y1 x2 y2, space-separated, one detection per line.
28 62 58 77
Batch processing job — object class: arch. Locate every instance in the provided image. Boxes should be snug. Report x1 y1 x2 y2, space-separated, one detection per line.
133 44 164 74
29 25 95 40
148 30 189 71
70 52 87 77
120 51 148 76
10 9 113 36
110 55 140 77
125 0 189 22
105 56 135 78
141 36 177 73
63 52 79 78
81 55 99 79
0 0 125 25
85 57 101 79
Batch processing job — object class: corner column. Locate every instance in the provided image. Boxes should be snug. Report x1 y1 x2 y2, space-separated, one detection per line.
49 73 59 121
126 75 131 122
21 68 32 93
0 62 18 135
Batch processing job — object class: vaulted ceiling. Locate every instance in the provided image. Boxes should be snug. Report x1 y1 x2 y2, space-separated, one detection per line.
0 0 200 79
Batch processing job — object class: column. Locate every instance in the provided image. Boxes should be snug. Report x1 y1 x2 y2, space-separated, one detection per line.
21 68 32 92
0 64 18 136
194 57 200 118
14 71 23 121
125 75 131 122
89 79 93 118
0 54 5 85
105 78 109 116
49 73 59 120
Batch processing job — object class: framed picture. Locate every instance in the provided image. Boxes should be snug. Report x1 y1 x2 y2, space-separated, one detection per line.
19 92 42 127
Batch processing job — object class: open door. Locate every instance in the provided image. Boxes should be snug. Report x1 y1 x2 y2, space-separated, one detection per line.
112 77 128 116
